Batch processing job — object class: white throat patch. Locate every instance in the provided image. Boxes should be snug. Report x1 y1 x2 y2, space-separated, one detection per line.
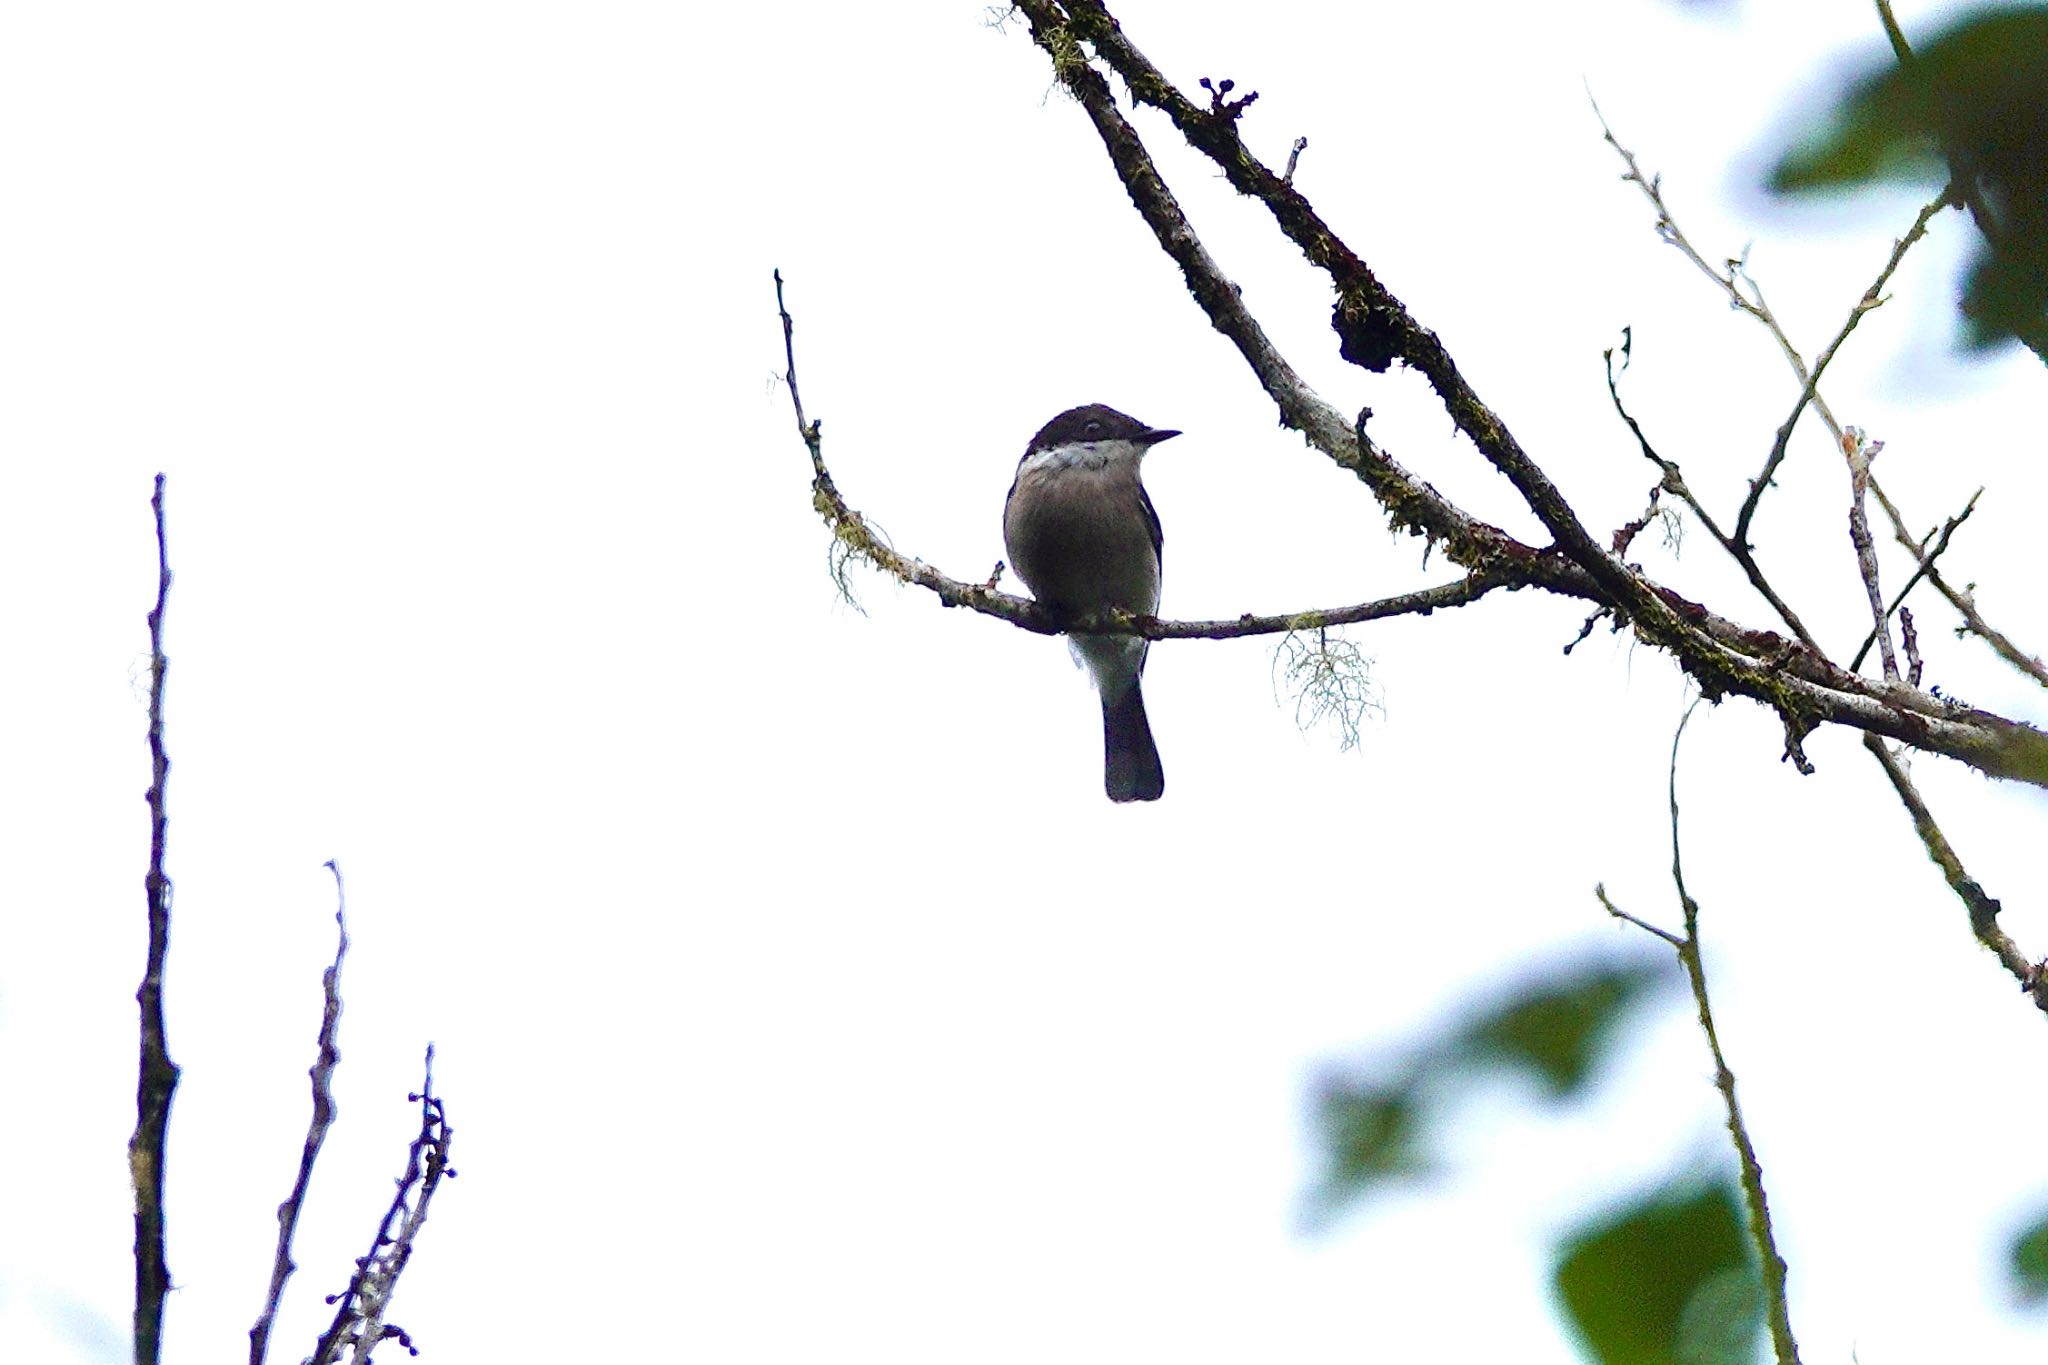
1016 438 1149 478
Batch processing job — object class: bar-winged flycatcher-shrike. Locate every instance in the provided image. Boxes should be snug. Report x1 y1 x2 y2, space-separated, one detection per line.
1003 404 1179 802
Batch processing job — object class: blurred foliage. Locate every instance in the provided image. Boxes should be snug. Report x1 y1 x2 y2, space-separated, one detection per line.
1554 1178 1763 1365
1303 955 1782 1359
1455 962 1660 1099
1312 1083 1431 1195
1305 955 1672 1223
1768 4 2048 354
2011 1205 2048 1306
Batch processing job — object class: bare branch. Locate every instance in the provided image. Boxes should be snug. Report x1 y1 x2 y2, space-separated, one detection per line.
1607 705 1802 1361
1666 705 1801 1364
1736 194 1948 547
1281 135 1307 185
1595 103 1838 433
308 1049 455 1365
1867 480 2048 689
1162 577 1510 637
1597 104 1963 666
1595 883 1682 948
1609 482 1663 559
1875 0 1912 60
250 863 350 1365
132 473 179 1365
1843 428 1899 679
1848 489 1978 673
1603 341 1821 651
1598 102 1965 674
1563 608 1613 657
1865 735 2048 1013
1589 110 2048 736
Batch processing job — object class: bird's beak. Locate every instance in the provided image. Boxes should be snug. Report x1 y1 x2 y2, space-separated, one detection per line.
1140 427 1182 446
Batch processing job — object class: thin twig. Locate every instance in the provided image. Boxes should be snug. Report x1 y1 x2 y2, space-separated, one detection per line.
1848 490 1978 673
1595 882 1682 948
1867 480 2048 689
1603 342 1820 651
1843 428 1899 679
1607 704 1802 1362
1594 102 1835 435
1160 577 1508 636
1597 102 1945 670
1735 194 1948 548
250 863 350 1365
1593 111 2048 710
1609 481 1662 558
1281 135 1307 185
132 473 180 1365
1875 0 1912 60
1563 608 1612 656
308 1048 455 1365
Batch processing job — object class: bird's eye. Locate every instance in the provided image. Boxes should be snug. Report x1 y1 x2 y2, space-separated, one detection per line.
1084 420 1103 437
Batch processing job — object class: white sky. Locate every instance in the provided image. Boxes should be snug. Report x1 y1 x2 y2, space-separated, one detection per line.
3 2 2045 1361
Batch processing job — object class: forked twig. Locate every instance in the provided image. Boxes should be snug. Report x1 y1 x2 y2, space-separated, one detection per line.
1603 702 1802 1363
1589 98 2039 1015
1735 195 1947 548
1867 481 2048 689
1603 341 1819 651
307 1050 455 1365
1847 490 1979 674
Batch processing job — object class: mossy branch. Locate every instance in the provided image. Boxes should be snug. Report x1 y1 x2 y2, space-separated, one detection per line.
998 1 2048 790
773 270 1506 643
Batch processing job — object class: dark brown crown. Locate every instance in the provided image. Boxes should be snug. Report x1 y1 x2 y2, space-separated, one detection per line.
1024 404 1176 453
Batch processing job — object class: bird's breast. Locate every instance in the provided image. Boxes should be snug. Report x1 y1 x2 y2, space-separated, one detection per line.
1004 461 1161 617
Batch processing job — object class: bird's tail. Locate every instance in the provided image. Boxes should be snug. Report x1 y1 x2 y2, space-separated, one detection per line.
1102 680 1164 803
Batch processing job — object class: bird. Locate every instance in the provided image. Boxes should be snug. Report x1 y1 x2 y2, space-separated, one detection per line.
1002 403 1179 802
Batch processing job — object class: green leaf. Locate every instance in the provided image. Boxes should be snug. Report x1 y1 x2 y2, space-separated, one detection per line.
1304 952 1675 1228
1770 7 2048 192
2011 1206 2048 1306
1554 1177 1762 1365
1767 5 2048 351
1454 962 1666 1100
1960 229 2048 353
1304 1076 1430 1218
